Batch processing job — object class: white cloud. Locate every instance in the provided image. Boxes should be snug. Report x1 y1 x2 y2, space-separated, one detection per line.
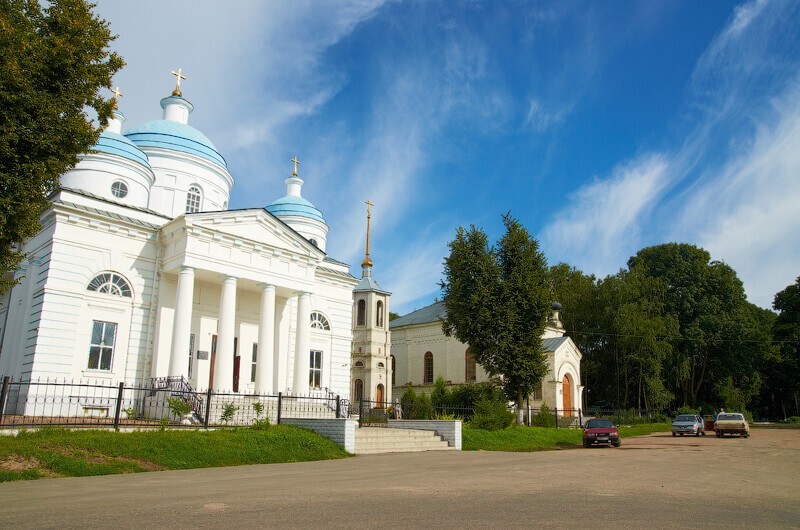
540 154 670 275
673 81 800 308
524 99 568 132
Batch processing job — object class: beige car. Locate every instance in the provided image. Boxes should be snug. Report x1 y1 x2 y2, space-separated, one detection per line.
714 413 750 437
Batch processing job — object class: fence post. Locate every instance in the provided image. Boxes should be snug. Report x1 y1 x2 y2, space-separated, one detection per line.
0 376 10 426
113 382 125 431
204 388 212 429
359 398 364 428
578 408 582 428
336 395 341 419
277 392 283 425
555 407 558 429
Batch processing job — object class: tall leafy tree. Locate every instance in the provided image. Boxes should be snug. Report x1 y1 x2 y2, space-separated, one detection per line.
627 243 758 407
441 214 551 422
0 0 123 293
764 277 800 418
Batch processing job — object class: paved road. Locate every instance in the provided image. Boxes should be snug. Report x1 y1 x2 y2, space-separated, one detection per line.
1 429 798 528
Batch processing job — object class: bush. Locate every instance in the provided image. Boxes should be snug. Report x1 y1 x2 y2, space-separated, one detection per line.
470 397 515 431
674 405 700 415
531 403 556 427
400 387 434 420
784 416 800 424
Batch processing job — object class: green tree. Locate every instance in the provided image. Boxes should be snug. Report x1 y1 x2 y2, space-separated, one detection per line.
764 277 800 418
627 243 763 407
0 0 123 292
441 213 550 423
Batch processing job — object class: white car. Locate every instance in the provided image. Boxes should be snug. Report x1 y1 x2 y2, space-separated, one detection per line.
671 414 705 436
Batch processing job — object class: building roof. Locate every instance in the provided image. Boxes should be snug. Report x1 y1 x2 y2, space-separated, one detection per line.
89 131 151 168
390 301 447 328
125 119 227 169
541 336 570 352
265 195 325 223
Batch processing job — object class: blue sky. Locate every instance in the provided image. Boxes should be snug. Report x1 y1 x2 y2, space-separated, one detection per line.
95 0 800 315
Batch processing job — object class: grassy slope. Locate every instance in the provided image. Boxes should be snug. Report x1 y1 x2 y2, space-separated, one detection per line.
0 426 350 482
463 423 670 452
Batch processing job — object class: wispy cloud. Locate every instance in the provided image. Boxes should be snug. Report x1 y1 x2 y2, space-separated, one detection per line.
540 154 670 274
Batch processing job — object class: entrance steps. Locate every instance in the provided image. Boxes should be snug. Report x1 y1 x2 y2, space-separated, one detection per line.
354 427 454 455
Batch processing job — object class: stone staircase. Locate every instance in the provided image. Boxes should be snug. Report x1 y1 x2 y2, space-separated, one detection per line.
354 427 454 455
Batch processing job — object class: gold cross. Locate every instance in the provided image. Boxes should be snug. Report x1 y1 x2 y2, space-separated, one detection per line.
362 200 374 268
291 156 300 176
365 199 373 218
171 68 187 96
111 86 123 109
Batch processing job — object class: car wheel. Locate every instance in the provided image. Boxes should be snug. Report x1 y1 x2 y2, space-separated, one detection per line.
695 431 700 437
613 441 621 447
744 432 750 438
701 430 706 436
716 431 721 438
672 432 676 437
583 440 591 448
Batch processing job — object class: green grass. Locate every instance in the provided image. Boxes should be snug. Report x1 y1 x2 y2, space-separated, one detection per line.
463 423 670 452
0 426 350 482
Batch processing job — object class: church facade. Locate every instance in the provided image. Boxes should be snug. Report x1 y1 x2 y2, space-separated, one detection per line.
0 79 369 402
390 302 584 413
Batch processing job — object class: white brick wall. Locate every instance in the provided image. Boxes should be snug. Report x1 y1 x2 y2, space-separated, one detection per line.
282 418 356 453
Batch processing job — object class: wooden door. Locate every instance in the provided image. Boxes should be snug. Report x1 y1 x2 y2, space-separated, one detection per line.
562 375 572 416
376 384 384 405
209 334 218 389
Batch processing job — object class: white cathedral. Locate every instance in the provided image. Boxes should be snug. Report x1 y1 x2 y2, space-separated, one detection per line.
0 76 392 404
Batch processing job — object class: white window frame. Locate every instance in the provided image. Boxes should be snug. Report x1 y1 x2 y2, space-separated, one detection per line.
87 273 132 298
87 320 117 371
186 185 202 213
111 180 128 199
251 343 258 383
310 311 330 330
309 350 322 389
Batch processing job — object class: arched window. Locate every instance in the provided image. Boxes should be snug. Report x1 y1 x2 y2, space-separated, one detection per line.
391 355 396 386
356 299 366 326
87 273 132 297
376 384 384 405
465 348 476 382
310 311 330 330
354 361 364 368
376 300 384 327
354 379 364 401
423 351 433 385
186 185 202 213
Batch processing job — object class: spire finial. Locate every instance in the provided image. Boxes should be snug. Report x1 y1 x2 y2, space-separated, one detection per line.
171 68 187 96
111 86 123 110
291 156 300 177
362 200 374 268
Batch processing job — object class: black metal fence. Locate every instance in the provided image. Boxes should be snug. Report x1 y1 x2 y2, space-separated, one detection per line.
0 376 349 430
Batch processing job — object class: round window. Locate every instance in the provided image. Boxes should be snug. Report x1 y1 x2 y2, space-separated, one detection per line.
111 181 128 198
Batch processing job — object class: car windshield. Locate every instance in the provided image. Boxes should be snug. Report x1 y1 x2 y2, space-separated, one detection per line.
586 419 613 428
718 414 743 421
675 415 696 422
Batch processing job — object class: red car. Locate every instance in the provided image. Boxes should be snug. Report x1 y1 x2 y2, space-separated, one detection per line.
583 418 621 447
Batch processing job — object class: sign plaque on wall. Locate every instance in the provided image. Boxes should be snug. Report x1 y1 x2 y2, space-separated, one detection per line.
197 350 209 360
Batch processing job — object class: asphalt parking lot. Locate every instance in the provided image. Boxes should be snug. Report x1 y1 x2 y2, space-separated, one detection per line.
0 428 798 528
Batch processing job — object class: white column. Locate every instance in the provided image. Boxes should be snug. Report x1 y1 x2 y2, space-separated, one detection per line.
169 267 194 377
214 276 237 391
292 292 311 395
255 284 275 394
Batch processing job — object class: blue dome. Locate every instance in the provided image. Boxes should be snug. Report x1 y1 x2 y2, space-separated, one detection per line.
125 120 227 169
266 195 325 222
90 131 151 169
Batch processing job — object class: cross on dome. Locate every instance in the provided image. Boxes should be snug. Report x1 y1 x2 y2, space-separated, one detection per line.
171 68 187 96
362 199 374 268
291 156 300 176
111 86 123 109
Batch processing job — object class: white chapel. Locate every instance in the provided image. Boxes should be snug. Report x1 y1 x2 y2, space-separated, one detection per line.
0 76 368 400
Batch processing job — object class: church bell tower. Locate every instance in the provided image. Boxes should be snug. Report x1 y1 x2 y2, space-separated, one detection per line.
351 200 392 404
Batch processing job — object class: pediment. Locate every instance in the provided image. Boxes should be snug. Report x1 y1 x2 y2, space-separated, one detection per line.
176 208 323 258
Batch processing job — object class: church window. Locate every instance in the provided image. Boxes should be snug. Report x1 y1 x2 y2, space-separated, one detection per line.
376 301 384 327
87 273 132 297
355 361 364 368
378 362 385 368
391 355 396 386
310 311 330 330
309 350 322 389
533 380 543 401
357 299 366 326
309 238 318 247
251 343 258 383
186 185 202 213
424 352 433 384
111 181 128 198
465 348 476 382
354 379 364 401
87 320 117 371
